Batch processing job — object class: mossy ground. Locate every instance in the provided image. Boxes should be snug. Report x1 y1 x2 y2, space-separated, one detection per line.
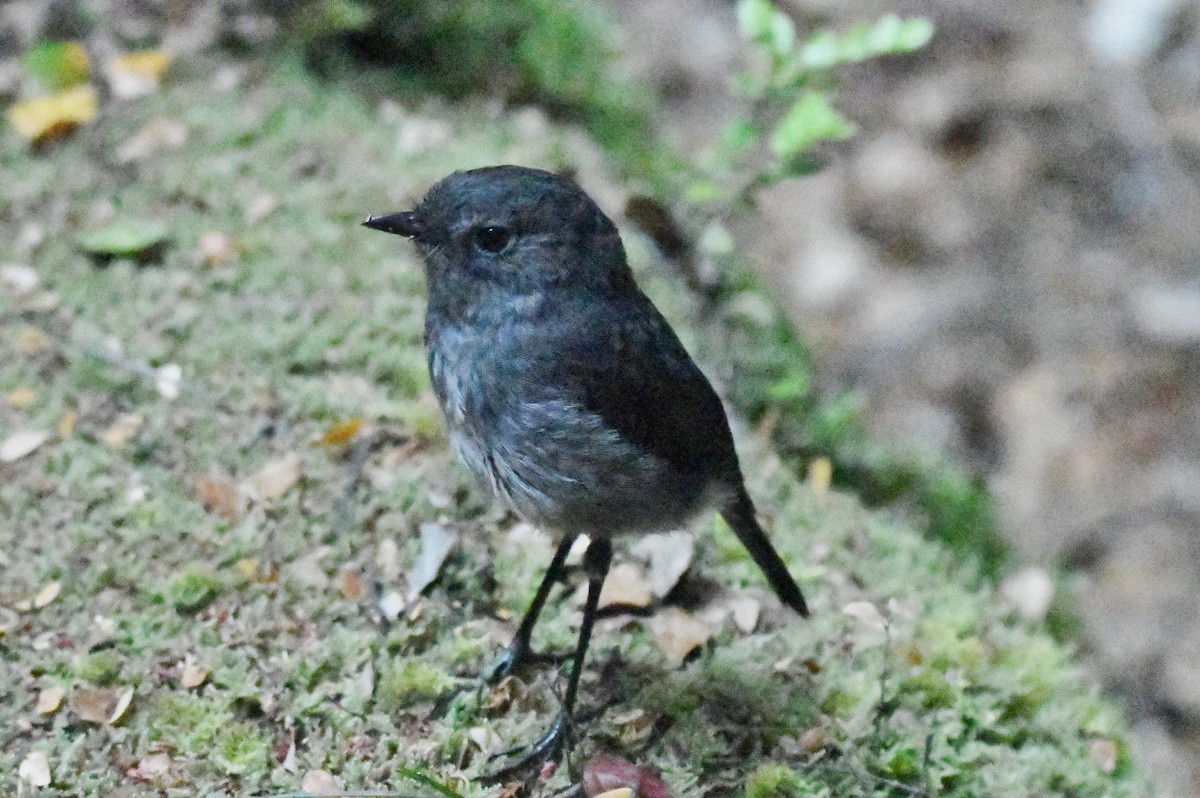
1 57 1145 796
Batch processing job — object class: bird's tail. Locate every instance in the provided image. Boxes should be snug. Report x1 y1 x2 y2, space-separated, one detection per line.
720 489 810 617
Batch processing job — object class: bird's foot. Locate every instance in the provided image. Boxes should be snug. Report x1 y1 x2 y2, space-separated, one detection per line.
483 713 568 784
483 641 563 684
483 640 532 684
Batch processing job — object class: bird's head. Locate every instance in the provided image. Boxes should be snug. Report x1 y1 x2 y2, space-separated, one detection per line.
364 166 631 316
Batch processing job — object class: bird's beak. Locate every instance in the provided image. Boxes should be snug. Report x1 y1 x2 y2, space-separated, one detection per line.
362 210 421 238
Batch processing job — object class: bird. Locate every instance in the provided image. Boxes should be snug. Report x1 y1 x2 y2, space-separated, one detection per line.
363 165 808 774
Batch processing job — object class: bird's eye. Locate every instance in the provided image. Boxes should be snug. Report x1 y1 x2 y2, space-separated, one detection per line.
473 226 512 254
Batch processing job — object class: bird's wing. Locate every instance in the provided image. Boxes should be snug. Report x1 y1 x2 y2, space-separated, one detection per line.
541 290 741 482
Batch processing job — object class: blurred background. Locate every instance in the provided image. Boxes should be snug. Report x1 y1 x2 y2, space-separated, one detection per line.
614 0 1200 791
4 0 1198 792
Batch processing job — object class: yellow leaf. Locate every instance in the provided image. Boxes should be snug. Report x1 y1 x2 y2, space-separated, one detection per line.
235 558 260 580
6 387 36 409
6 85 98 144
99 413 144 447
15 325 51 353
107 50 172 98
808 456 833 493
112 50 172 79
57 410 77 437
317 417 363 446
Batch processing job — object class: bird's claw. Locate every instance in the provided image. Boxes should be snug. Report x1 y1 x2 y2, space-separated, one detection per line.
483 641 530 684
483 714 568 783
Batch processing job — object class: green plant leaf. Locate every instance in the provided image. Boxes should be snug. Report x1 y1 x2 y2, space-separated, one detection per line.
736 0 776 41
394 765 467 798
800 15 934 70
737 0 794 55
78 220 170 258
23 41 90 91
769 90 855 158
720 117 761 154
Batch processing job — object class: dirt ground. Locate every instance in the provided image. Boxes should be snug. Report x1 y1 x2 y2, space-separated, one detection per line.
614 0 1200 794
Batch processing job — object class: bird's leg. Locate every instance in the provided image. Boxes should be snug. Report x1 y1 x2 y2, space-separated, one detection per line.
485 533 578 684
486 536 613 780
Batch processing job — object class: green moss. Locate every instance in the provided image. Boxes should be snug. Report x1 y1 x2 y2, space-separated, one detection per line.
212 721 273 777
377 659 455 712
152 692 234 751
73 650 124 686
164 564 222 610
744 764 810 798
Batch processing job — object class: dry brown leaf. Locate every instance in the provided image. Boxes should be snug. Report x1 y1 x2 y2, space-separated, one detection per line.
245 452 302 500
15 326 51 353
582 755 673 798
998 567 1055 622
18 750 51 787
1087 738 1118 773
7 85 98 144
155 364 181 399
843 601 888 647
194 475 245 521
198 231 240 267
128 752 173 781
1 429 50 462
1 263 39 294
646 607 712 664
729 595 762 633
377 590 406 620
406 522 457 601
289 546 333 589
20 291 60 313
180 661 210 689
99 413 144 447
70 687 119 724
796 726 826 754
317 417 363 447
467 725 502 752
583 756 642 796
6 387 36 408
300 769 342 795
107 50 172 99
245 193 279 224
630 531 693 599
375 537 401 581
33 581 61 608
337 567 366 601
36 685 66 715
592 562 654 610
115 116 187 163
108 687 134 724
